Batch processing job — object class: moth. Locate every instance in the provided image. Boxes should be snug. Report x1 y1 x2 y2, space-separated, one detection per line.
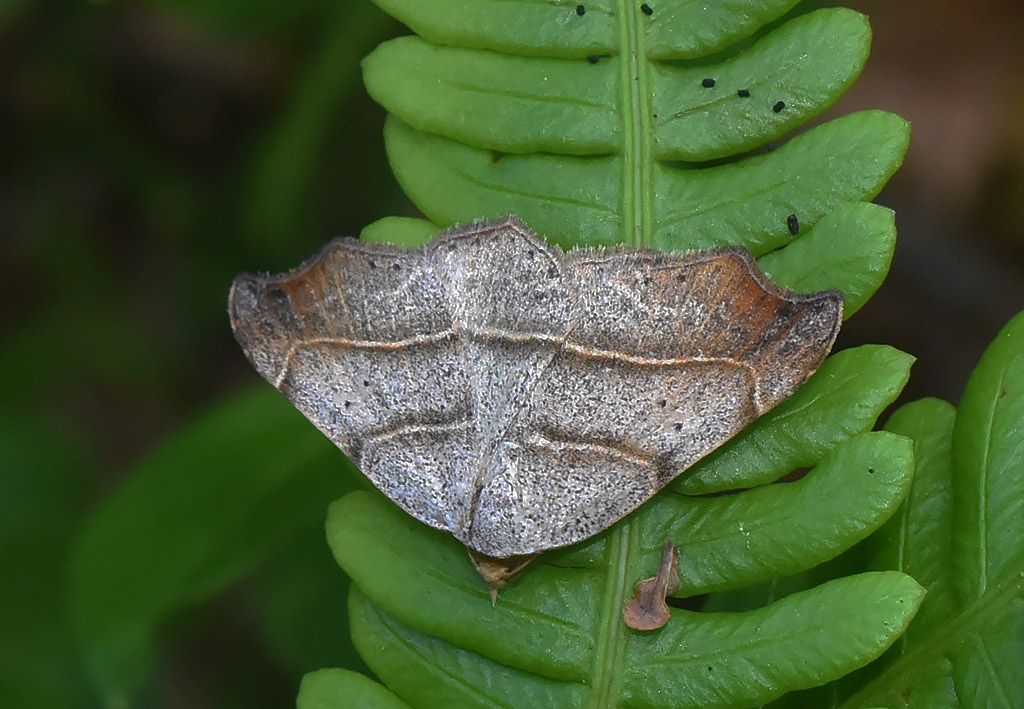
229 216 842 594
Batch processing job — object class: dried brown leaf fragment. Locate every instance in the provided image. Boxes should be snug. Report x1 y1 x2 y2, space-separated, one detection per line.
623 540 679 630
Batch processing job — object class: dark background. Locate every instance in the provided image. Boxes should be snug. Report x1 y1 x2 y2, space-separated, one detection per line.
2 0 1022 705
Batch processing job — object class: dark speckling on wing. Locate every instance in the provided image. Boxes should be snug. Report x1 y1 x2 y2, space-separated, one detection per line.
228 216 842 561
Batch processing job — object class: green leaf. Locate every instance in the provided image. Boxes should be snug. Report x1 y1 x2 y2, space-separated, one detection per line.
298 668 411 709
758 202 897 317
621 573 921 708
663 432 913 595
382 109 907 256
876 398 959 644
679 344 913 494
359 216 440 247
650 109 906 253
365 10 869 160
369 0 810 60
950 311 1024 604
803 312 1024 707
366 3 907 255
309 1 916 706
330 490 921 709
70 386 360 704
777 398 959 708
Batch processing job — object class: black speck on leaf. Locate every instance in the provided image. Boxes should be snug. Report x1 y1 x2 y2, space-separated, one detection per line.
587 55 600 64
773 100 786 112
787 213 799 235
576 4 585 15
640 3 653 15
738 89 750 97
701 77 716 88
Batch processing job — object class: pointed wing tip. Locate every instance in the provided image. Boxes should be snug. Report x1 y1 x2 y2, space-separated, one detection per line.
227 272 264 334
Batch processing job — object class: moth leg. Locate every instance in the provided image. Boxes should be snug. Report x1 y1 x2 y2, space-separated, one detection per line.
466 549 537 605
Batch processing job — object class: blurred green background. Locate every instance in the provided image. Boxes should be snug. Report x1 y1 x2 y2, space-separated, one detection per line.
2 0 1022 706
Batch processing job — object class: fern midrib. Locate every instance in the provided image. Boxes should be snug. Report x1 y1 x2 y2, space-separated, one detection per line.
973 367 1005 598
588 522 632 708
617 0 654 248
584 6 655 705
